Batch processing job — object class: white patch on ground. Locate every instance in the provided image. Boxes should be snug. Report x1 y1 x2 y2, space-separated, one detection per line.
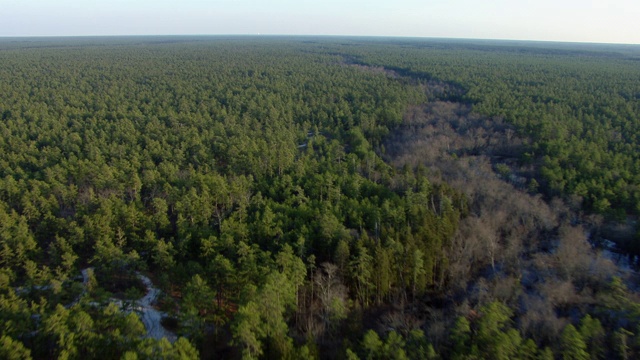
70 268 177 342
135 273 177 342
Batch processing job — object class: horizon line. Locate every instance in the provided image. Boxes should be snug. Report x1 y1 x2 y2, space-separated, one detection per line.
1 34 639 47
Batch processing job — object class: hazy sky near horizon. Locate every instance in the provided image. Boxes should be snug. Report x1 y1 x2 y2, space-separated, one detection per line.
1 0 639 44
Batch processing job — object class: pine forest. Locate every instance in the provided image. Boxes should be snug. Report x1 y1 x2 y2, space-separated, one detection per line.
1 36 640 359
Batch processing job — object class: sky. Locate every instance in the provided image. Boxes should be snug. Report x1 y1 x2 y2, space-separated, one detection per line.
1 0 639 44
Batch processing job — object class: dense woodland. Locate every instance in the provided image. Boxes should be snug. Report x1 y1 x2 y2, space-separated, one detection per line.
1 36 640 359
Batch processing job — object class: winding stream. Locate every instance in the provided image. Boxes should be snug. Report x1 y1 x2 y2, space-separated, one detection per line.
73 268 177 342
134 273 177 342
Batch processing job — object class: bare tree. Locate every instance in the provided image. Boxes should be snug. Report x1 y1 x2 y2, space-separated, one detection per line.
300 262 348 343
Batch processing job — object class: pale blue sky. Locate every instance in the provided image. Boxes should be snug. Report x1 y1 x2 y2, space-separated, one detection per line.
1 0 639 44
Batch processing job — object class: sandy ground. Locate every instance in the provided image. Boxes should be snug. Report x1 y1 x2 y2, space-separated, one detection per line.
70 268 177 342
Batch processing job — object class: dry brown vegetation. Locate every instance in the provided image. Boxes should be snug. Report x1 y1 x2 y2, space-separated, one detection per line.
382 98 625 348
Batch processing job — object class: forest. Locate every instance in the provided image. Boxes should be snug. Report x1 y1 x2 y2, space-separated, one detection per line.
0 36 639 359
